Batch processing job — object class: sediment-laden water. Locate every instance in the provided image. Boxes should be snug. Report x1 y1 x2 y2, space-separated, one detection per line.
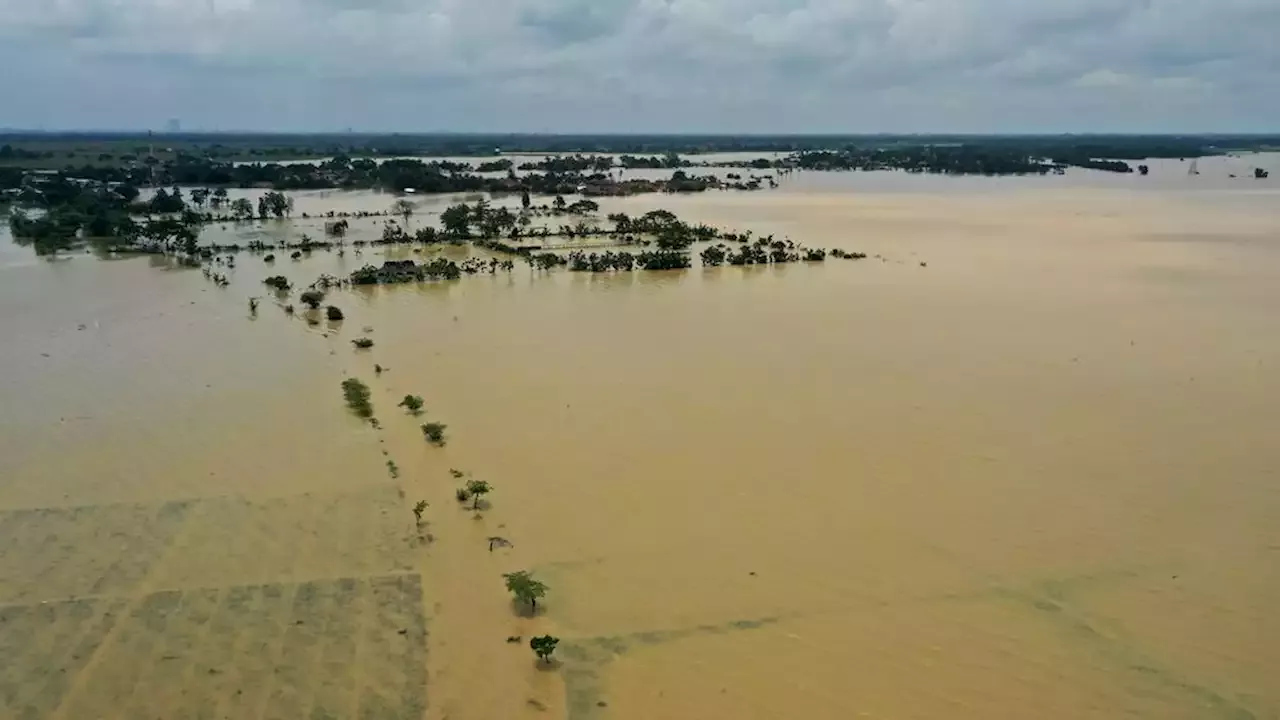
2 159 1278 720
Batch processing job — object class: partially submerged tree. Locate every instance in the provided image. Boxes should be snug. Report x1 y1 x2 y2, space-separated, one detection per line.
530 635 560 664
326 305 345 321
299 289 324 309
325 219 350 237
398 395 424 415
351 337 374 349
413 500 428 524
440 203 471 237
421 422 447 446
463 479 490 510
391 199 415 219
190 187 211 209
340 378 373 418
230 197 254 220
504 571 548 614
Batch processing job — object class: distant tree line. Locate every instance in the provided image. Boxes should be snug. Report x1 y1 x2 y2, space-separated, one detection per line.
5 133 1277 164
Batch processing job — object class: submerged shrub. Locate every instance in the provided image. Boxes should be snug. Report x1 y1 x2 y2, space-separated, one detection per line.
340 378 373 418
263 275 291 291
326 305 345 321
530 635 560 663
700 244 728 267
352 337 374 349
463 479 491 510
398 395 424 414
421 422 447 445
300 289 324 309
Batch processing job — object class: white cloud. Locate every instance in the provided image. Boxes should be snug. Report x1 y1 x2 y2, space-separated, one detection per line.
0 0 1276 132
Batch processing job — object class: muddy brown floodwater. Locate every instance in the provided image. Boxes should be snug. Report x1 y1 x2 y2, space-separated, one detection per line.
2 160 1279 720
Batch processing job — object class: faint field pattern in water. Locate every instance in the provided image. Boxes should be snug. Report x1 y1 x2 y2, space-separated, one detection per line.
0 501 191 605
0 487 428 720
0 575 426 720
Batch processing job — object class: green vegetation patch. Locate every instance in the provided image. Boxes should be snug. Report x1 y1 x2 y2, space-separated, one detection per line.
340 378 373 418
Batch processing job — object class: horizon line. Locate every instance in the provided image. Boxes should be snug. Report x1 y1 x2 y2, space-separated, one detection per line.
3 129 1280 138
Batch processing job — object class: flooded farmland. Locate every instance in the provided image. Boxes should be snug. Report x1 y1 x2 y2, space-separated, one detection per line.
2 160 1279 720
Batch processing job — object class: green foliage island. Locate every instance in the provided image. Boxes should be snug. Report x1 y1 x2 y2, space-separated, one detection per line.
340 378 373 419
503 570 548 614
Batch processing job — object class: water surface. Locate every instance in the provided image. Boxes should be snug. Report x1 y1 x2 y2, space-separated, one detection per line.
1 167 1278 720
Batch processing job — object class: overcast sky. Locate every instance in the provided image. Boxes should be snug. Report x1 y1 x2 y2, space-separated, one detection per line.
1 0 1276 133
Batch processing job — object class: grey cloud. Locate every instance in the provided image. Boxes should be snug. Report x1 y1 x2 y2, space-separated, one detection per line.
518 0 641 45
0 0 1275 132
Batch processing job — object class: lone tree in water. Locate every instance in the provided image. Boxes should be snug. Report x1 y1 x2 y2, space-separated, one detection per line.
412 500 428 525
299 289 324 309
463 479 491 510
398 395 424 415
440 203 471 237
340 378 373 418
504 570 548 614
421 422 447 445
530 635 560 664
391 199 415 220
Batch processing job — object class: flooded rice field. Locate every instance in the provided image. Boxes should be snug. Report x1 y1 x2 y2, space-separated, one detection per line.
2 166 1279 719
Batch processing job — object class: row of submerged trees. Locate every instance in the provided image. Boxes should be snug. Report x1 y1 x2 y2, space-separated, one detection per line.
242 201 873 289
12 172 878 282
239 201 871 670
3 179 293 255
331 338 561 666
2 152 740 198
4 167 726 256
